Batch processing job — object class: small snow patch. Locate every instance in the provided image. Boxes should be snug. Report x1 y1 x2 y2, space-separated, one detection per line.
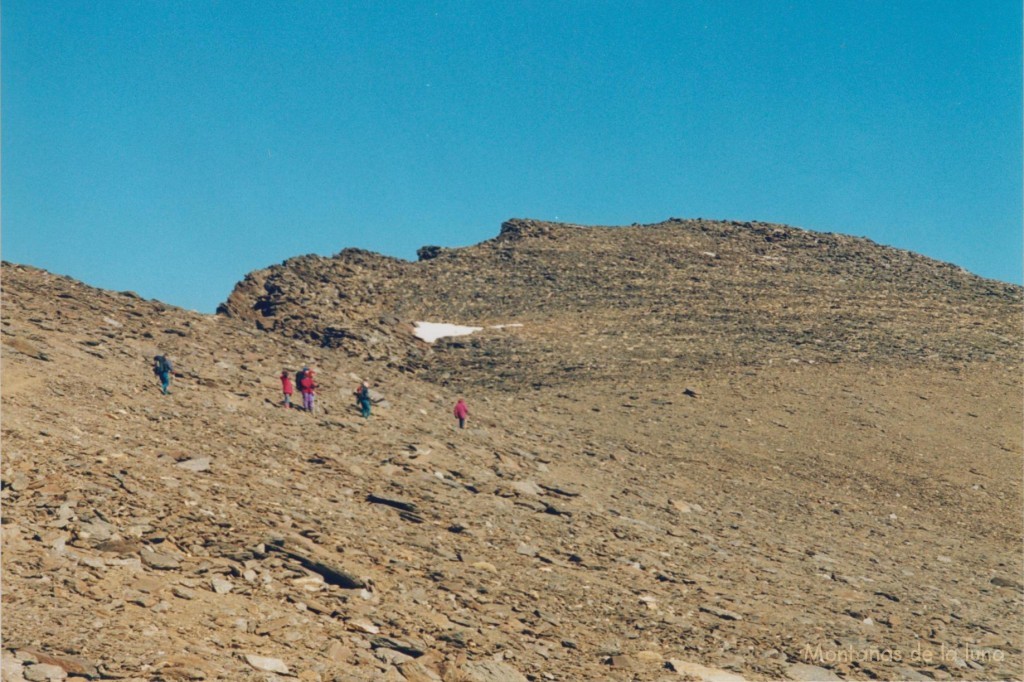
414 322 484 344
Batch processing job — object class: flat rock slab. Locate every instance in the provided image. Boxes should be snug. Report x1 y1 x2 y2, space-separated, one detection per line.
462 661 528 682
609 652 664 670
172 585 197 600
348 618 379 634
265 538 366 589
211 577 234 594
398 660 444 682
369 636 423 658
700 604 743 621
23 663 67 681
2 652 24 680
244 654 290 674
786 663 842 681
156 654 214 680
510 480 543 496
991 576 1023 591
366 493 418 512
175 457 211 472
140 546 181 570
671 499 704 514
19 650 98 679
666 659 748 682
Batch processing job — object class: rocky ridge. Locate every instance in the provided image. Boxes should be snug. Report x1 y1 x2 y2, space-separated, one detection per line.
219 219 1021 389
2 218 1022 682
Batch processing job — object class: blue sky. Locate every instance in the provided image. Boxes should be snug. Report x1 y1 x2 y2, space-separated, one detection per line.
3 1 1021 312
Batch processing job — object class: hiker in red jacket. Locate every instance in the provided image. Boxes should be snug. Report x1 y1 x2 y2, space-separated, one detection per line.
454 398 469 429
300 370 317 414
280 370 294 408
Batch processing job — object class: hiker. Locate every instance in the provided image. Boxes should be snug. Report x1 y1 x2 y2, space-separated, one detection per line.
153 355 173 395
454 398 469 429
280 370 294 408
355 380 371 418
300 369 317 413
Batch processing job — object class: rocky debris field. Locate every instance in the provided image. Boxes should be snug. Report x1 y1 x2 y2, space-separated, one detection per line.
2 219 1022 682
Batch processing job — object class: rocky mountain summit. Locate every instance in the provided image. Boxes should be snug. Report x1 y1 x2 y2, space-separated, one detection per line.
219 218 1020 388
2 218 1022 682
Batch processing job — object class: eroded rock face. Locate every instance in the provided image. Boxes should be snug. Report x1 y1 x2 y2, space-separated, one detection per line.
217 249 421 369
494 218 570 242
2 218 1022 682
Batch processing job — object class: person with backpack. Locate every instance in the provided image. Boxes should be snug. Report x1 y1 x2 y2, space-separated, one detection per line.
280 370 294 408
454 398 469 429
153 355 173 395
355 380 371 418
300 369 317 414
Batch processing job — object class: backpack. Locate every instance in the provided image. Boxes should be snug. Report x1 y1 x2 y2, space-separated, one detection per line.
154 356 172 375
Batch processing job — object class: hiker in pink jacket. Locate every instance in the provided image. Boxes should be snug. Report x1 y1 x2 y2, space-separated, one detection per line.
454 399 469 429
300 370 317 414
280 371 294 408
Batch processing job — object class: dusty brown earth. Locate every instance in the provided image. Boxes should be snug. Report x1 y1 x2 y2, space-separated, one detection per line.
2 219 1022 682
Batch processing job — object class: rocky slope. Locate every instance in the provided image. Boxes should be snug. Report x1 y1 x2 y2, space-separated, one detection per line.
2 219 1022 682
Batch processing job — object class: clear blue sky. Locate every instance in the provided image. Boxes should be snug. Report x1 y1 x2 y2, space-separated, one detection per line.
3 1 1021 312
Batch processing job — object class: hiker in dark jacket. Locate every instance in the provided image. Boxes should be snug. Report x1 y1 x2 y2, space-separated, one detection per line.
153 355 173 395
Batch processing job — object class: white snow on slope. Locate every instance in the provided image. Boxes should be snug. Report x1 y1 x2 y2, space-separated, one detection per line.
413 321 523 344
413 322 484 344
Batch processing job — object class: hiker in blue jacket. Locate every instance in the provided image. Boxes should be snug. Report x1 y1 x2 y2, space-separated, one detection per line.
355 380 372 418
153 355 173 395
